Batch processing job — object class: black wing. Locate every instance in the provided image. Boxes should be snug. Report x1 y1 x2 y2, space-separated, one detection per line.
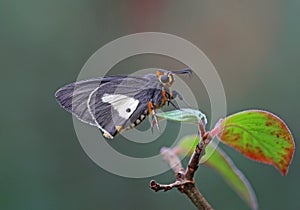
55 76 127 126
55 75 164 138
87 77 163 138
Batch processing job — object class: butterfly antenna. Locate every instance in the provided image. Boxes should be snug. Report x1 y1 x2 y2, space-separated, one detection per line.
172 68 192 78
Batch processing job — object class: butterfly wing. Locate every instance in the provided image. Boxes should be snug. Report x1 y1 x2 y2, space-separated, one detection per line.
87 77 163 138
55 76 127 127
55 75 164 138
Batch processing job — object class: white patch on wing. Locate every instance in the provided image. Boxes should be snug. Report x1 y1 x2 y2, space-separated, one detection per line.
101 93 139 119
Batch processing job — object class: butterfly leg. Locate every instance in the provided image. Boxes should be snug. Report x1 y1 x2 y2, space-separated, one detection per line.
163 89 180 110
171 90 192 108
172 90 183 100
148 101 160 133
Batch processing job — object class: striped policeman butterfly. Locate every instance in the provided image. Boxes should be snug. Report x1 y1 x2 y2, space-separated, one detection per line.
55 69 191 139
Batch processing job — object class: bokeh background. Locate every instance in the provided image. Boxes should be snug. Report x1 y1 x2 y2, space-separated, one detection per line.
1 0 300 209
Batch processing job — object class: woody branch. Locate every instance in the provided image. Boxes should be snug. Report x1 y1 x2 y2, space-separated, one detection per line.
150 121 213 210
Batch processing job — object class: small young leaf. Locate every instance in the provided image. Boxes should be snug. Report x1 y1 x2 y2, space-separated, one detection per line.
175 135 258 210
174 135 217 164
216 110 295 175
156 108 207 124
175 135 199 156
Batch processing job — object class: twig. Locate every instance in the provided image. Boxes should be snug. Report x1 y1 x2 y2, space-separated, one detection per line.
185 132 213 181
181 183 212 210
149 180 194 192
150 121 214 210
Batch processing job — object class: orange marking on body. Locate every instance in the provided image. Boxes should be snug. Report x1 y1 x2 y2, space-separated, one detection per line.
156 70 163 77
148 101 155 115
115 126 123 133
161 90 167 107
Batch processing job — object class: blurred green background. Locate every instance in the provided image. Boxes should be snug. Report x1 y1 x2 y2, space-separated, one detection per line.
1 0 299 209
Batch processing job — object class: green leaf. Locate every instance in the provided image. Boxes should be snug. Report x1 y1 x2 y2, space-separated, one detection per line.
217 110 295 175
205 143 258 210
175 135 199 156
175 135 257 210
156 108 207 124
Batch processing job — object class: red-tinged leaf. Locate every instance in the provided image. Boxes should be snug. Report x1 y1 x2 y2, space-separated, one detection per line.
175 135 258 210
216 110 295 175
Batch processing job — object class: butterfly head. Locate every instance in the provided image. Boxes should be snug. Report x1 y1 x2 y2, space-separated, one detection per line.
156 70 174 87
156 68 192 87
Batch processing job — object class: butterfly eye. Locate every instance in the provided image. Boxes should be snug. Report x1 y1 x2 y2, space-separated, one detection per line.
160 75 169 83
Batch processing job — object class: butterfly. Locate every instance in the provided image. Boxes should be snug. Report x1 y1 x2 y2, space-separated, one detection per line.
55 69 191 139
